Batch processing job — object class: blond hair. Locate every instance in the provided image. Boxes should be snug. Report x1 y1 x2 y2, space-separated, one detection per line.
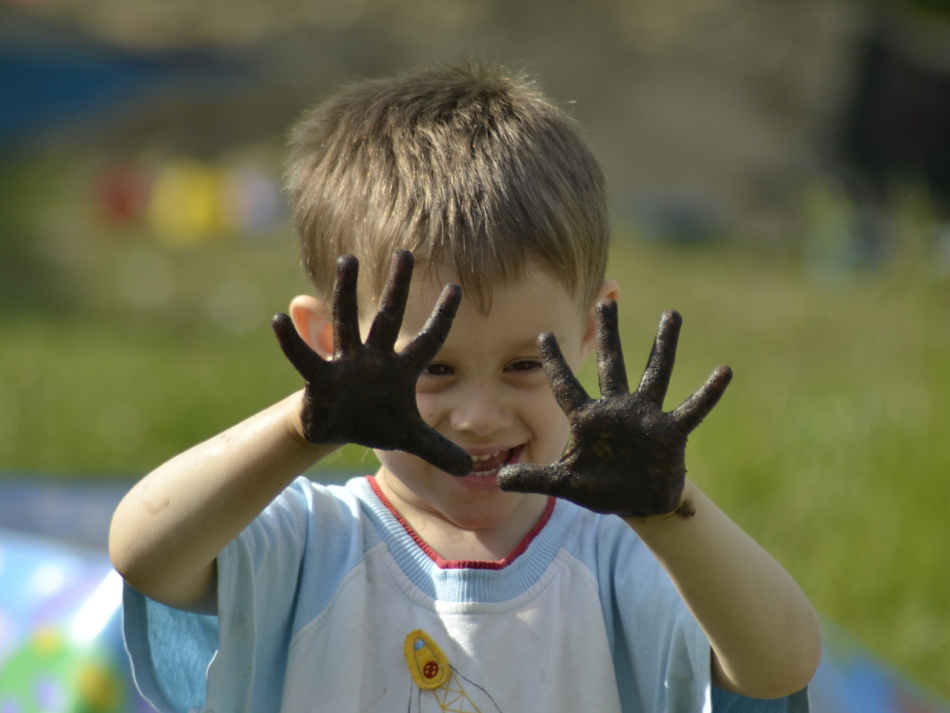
285 61 609 313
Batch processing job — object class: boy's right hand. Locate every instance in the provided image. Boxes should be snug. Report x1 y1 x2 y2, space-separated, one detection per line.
271 250 473 476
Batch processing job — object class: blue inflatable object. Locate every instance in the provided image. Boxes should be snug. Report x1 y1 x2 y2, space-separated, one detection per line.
811 622 950 713
0 527 151 712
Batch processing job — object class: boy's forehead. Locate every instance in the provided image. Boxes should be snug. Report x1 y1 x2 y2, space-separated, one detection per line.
417 262 583 311
375 262 589 327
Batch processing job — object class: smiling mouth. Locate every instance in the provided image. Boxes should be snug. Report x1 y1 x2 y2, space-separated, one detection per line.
468 448 516 477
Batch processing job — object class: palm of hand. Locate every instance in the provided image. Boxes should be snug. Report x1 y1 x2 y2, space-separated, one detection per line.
498 303 732 518
272 250 473 477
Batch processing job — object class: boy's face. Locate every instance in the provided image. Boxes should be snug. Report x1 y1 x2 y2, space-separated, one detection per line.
370 266 613 535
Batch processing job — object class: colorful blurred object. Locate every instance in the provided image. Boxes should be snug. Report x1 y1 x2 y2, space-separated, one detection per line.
0 528 150 712
93 158 284 244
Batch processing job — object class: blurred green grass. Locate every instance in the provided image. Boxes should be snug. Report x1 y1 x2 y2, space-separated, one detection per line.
1 227 949 698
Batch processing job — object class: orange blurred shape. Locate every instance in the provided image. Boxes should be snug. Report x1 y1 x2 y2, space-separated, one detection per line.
95 165 151 225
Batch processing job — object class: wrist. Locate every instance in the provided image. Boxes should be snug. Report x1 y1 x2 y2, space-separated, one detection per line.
282 390 336 456
622 479 697 534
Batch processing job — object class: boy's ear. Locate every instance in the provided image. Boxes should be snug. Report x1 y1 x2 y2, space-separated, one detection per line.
580 279 621 361
594 278 621 305
288 295 335 359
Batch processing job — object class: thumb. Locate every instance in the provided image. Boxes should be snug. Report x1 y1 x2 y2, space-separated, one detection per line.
497 463 568 497
400 425 473 477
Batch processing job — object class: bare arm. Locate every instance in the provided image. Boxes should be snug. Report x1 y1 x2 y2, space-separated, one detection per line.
109 392 331 614
498 304 821 698
110 250 472 614
625 480 820 699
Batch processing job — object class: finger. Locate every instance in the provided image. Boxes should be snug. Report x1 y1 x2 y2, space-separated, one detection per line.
400 424 473 476
538 332 589 414
272 313 326 379
367 249 413 351
332 254 362 356
671 365 733 435
637 310 682 406
497 462 570 497
595 299 629 397
401 283 462 368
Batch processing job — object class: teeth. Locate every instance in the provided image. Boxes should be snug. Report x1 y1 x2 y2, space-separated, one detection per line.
472 450 503 462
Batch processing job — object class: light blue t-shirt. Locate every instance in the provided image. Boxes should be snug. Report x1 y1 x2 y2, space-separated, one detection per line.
123 476 808 712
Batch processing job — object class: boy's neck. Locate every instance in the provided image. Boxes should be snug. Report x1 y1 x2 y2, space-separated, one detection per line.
369 472 551 564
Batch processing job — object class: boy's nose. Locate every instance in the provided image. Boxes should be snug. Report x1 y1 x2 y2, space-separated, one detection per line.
449 382 512 436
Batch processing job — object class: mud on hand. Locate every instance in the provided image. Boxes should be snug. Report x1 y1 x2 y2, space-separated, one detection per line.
272 249 473 477
497 303 731 518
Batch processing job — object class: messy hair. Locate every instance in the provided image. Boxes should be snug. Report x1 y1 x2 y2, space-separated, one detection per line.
285 61 609 314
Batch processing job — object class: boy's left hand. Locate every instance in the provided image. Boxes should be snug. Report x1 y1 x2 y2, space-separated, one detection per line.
497 302 731 518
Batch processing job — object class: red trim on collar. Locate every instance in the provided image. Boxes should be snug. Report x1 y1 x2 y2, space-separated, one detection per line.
366 476 555 570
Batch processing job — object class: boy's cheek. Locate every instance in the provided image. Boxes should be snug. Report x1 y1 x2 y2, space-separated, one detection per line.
415 394 441 427
523 389 571 451
415 375 445 395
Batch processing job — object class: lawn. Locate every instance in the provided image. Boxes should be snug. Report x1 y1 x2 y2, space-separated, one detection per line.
1 229 948 699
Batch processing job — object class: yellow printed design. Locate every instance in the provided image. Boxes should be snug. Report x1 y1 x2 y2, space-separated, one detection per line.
403 630 503 713
404 630 451 690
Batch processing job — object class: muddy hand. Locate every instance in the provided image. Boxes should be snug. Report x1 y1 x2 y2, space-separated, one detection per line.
272 250 473 476
497 303 731 517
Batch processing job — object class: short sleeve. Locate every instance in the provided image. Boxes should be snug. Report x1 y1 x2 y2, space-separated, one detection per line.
589 513 711 711
122 586 219 712
122 477 365 713
713 687 810 712
590 513 810 713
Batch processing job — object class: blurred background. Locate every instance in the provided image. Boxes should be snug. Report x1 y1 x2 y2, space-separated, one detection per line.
1 0 949 710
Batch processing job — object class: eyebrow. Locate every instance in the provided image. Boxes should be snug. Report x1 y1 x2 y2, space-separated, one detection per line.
421 335 543 361
508 336 543 353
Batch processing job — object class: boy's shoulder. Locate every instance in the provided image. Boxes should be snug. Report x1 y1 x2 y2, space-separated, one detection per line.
257 475 366 527
232 475 370 580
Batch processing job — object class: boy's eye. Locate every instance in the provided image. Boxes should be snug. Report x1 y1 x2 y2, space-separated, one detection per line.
508 359 542 373
425 363 453 376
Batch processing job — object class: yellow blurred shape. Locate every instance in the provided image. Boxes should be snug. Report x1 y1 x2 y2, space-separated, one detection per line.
34 627 62 655
78 662 122 711
148 159 227 246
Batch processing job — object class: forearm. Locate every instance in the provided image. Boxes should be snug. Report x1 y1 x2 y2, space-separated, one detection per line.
109 391 336 613
625 480 821 699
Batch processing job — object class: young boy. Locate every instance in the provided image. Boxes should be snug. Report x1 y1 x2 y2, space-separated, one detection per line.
110 62 821 712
